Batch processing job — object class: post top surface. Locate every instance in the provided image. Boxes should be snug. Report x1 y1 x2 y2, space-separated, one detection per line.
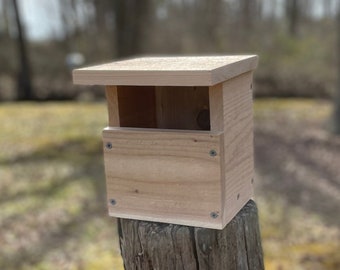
73 55 258 86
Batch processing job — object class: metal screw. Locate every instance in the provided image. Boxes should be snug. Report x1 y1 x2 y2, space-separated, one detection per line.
105 142 112 149
210 212 219 219
110 199 116 206
209 150 217 157
251 178 254 184
237 193 240 200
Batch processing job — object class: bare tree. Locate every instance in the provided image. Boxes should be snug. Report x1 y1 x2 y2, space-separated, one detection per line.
113 0 152 57
240 0 258 30
334 1 340 134
0 0 11 38
93 0 110 34
286 0 299 37
59 0 82 52
188 0 224 52
12 0 33 100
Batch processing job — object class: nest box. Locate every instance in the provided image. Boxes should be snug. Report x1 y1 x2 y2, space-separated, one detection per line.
73 56 258 229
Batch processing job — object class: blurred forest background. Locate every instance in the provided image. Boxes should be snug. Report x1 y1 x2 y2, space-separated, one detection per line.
1 0 340 270
1 0 340 101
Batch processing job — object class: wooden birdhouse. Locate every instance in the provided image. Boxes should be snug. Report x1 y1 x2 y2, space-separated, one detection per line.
73 56 258 229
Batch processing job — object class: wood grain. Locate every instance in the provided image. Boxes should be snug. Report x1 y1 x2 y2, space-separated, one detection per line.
117 86 157 128
97 56 257 230
119 200 264 270
155 86 209 130
102 73 255 229
73 55 258 86
221 72 254 227
103 127 224 229
105 86 120 127
209 83 224 132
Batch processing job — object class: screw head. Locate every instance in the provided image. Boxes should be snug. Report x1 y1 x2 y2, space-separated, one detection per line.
210 212 219 219
105 142 112 149
110 199 116 206
209 149 217 157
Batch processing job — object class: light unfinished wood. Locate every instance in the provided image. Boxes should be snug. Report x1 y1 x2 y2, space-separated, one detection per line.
208 83 226 224
155 86 209 130
220 71 254 227
102 127 224 229
105 86 120 126
116 86 157 128
209 83 224 132
74 56 258 229
101 71 255 229
73 55 258 86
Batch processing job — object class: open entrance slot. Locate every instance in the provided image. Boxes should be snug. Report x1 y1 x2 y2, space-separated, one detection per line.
116 86 210 131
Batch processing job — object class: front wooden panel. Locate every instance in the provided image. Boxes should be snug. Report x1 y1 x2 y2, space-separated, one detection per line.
102 127 224 229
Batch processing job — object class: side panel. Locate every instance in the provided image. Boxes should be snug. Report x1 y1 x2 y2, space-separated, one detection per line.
221 72 254 227
105 86 120 127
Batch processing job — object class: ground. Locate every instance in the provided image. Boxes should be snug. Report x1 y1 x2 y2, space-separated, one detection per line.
0 99 339 270
254 99 340 269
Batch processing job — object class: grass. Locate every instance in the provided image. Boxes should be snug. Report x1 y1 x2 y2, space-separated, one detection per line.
0 99 339 269
254 98 340 270
0 102 123 270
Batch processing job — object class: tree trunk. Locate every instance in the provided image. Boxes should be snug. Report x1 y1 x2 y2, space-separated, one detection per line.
192 0 223 52
334 2 340 134
12 0 33 100
113 0 151 58
240 0 251 30
1 0 11 39
119 200 264 270
286 0 299 37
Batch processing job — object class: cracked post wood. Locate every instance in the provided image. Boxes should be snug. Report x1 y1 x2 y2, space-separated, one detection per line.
118 200 264 270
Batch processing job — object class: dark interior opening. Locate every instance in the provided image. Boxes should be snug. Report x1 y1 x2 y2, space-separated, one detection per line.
117 86 210 131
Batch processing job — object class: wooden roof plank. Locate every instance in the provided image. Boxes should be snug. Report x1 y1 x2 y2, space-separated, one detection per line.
73 55 258 86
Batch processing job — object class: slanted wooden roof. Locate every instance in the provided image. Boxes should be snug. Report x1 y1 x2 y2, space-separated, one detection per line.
73 55 258 86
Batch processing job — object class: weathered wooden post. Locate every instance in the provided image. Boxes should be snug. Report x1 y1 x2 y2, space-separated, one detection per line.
73 56 263 269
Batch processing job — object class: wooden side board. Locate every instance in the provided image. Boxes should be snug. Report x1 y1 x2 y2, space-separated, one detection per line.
220 72 254 227
102 127 225 229
105 86 120 127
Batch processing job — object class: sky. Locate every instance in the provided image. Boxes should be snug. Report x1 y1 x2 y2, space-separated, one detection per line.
20 0 63 41
17 0 332 41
